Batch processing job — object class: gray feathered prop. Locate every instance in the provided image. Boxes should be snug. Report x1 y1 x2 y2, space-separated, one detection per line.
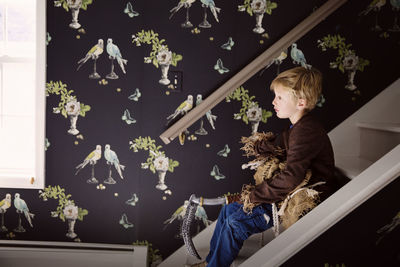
181 194 226 259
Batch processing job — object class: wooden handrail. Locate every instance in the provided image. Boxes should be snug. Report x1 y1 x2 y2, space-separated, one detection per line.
160 0 347 144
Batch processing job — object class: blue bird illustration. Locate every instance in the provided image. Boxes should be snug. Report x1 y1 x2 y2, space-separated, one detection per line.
104 144 125 179
200 0 221 22
14 193 34 227
196 94 216 130
106 38 128 74
169 0 196 19
290 43 311 69
391 0 400 9
195 205 212 227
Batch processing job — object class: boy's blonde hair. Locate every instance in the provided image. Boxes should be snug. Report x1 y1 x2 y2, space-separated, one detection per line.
270 67 322 111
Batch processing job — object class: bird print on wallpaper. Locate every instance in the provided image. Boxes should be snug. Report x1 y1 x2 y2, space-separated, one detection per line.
169 0 196 19
200 0 221 23
359 0 386 16
104 144 125 184
166 95 193 125
106 38 128 79
76 39 104 80
163 200 189 229
0 193 11 231
0 194 11 212
14 193 34 229
290 43 311 69
196 94 217 131
75 145 102 184
389 0 400 31
260 49 288 76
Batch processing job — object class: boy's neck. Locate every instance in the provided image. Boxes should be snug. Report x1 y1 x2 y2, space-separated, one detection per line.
289 110 307 125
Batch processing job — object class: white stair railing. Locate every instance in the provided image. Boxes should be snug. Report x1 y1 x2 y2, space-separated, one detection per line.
240 144 400 267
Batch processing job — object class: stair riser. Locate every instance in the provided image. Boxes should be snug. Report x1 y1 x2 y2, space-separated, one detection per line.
359 129 400 162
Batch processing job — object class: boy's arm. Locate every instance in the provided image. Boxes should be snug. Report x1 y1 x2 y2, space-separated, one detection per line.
249 124 324 203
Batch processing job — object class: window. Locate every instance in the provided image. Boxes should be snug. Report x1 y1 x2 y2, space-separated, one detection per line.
0 0 46 189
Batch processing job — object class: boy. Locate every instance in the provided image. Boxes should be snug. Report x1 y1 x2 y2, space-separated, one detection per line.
201 67 336 267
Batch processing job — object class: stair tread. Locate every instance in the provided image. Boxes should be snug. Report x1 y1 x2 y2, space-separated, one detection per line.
356 122 400 133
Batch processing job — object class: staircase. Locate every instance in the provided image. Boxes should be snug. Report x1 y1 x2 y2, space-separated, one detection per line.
159 79 400 267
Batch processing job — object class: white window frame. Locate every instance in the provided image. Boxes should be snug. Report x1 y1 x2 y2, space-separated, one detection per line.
0 0 46 189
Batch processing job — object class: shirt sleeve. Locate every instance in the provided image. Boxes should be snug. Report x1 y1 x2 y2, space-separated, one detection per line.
249 122 324 203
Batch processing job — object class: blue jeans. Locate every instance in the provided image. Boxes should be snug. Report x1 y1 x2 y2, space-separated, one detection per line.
205 202 273 267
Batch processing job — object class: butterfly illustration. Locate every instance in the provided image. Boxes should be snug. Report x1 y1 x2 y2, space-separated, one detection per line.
210 164 225 180
124 2 139 18
217 144 230 157
119 213 134 229
316 94 325 108
221 37 234 51
46 32 52 45
122 109 136 124
126 193 139 206
128 88 141 101
214 58 229 74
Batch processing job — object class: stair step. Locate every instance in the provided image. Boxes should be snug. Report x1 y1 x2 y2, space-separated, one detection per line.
356 122 400 133
334 155 373 179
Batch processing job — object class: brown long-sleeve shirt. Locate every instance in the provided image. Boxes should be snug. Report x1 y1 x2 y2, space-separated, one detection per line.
249 113 336 204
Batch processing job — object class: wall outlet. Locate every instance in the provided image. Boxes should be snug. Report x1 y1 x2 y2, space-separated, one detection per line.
168 71 183 92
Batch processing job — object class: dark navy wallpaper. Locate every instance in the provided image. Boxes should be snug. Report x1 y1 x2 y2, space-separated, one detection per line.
0 0 399 264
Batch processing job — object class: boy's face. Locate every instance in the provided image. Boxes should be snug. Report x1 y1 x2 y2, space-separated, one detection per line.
272 84 305 124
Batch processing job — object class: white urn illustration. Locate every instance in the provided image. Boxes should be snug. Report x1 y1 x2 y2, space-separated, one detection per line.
67 0 82 29
157 48 172 85
65 99 81 135
247 102 262 134
63 202 79 239
251 0 266 34
342 52 359 91
153 155 169 191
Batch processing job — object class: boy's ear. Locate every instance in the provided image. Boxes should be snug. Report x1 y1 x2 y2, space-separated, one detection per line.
297 98 307 110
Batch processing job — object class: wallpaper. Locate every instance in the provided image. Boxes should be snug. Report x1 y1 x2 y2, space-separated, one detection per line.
0 0 399 265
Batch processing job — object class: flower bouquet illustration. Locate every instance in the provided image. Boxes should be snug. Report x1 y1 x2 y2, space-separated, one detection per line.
132 30 182 86
129 136 179 191
318 34 370 93
39 185 88 239
226 86 272 134
46 81 91 135
238 0 277 34
53 0 94 29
